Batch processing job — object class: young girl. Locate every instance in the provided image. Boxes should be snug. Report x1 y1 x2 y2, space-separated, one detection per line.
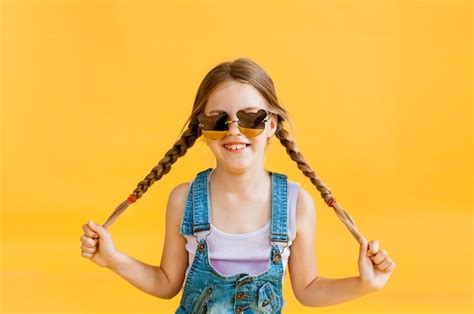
80 58 396 313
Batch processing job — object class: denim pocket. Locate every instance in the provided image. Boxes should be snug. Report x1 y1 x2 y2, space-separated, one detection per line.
192 286 214 314
257 282 281 313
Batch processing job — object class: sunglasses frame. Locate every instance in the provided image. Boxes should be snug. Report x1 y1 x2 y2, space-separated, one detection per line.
198 109 273 140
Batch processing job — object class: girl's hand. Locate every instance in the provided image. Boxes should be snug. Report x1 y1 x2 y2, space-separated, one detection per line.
80 220 118 268
358 238 396 291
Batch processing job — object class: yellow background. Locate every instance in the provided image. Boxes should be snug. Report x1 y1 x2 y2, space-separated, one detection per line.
1 0 472 313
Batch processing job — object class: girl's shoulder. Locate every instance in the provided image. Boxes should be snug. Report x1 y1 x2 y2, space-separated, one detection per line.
285 178 314 211
169 180 192 197
165 181 192 224
293 184 316 234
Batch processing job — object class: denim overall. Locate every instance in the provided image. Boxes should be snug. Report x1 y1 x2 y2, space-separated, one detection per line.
176 168 290 314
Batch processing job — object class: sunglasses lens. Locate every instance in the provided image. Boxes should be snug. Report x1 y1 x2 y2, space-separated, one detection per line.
235 109 267 138
198 111 229 139
201 130 227 139
198 111 228 131
239 127 265 137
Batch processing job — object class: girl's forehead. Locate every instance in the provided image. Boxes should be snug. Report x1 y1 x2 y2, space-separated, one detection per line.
204 81 269 114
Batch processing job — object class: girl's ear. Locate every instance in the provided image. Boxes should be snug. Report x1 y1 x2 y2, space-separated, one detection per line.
267 114 277 138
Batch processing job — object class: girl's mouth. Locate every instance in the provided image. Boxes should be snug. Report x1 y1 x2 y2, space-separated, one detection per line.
222 143 250 152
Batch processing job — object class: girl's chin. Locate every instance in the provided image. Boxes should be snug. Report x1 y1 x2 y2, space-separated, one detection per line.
216 160 253 173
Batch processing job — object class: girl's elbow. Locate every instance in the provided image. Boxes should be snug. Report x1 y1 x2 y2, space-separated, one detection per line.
294 290 317 307
296 297 319 307
153 284 182 299
154 289 179 300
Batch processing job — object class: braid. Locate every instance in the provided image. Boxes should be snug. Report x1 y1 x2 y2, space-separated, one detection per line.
101 120 200 229
274 119 365 244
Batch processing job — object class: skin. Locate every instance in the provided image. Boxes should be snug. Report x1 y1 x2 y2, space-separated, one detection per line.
80 81 396 305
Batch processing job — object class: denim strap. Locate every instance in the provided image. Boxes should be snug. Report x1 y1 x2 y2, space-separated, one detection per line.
192 168 212 234
179 180 194 236
270 172 289 243
179 168 213 236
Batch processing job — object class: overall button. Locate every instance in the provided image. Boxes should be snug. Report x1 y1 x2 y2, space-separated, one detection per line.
197 242 206 251
236 305 248 313
273 252 281 263
236 276 252 287
235 292 249 300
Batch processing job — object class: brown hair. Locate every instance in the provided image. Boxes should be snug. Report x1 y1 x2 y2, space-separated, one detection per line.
101 57 364 244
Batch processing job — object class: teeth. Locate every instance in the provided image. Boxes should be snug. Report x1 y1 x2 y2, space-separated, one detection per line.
224 144 247 150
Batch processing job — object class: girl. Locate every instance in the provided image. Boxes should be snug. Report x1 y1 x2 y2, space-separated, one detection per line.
80 58 396 313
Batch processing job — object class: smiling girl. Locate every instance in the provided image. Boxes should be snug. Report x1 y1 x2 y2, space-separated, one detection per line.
80 58 396 313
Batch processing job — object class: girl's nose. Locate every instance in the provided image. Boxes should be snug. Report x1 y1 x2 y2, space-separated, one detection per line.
226 120 241 136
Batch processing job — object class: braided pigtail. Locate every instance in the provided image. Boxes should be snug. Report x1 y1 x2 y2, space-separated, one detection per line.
101 119 201 229
274 117 365 244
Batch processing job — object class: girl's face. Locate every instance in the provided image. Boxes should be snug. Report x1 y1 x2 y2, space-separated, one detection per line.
203 81 277 173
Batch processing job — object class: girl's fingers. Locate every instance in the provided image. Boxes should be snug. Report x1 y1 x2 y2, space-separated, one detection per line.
80 221 103 260
82 252 93 258
384 262 397 273
367 240 379 257
81 244 96 254
371 249 388 265
82 223 99 239
375 257 392 271
366 240 396 273
80 235 98 247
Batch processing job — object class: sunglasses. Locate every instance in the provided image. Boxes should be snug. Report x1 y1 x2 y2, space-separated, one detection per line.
198 109 271 140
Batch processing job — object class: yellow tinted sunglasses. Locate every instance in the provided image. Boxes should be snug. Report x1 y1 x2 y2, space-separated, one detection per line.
198 109 271 140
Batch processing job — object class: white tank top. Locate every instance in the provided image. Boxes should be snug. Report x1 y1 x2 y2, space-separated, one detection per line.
182 179 300 280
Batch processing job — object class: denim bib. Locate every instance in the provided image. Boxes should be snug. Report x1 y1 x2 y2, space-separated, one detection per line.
176 168 289 314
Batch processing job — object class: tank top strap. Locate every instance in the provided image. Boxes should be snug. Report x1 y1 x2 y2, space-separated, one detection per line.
270 172 289 244
179 168 212 236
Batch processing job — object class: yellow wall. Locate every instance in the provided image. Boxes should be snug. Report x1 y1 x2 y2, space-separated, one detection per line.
1 0 472 313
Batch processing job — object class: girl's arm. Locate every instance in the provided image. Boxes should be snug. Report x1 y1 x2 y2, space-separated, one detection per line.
288 188 378 307
86 183 190 299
